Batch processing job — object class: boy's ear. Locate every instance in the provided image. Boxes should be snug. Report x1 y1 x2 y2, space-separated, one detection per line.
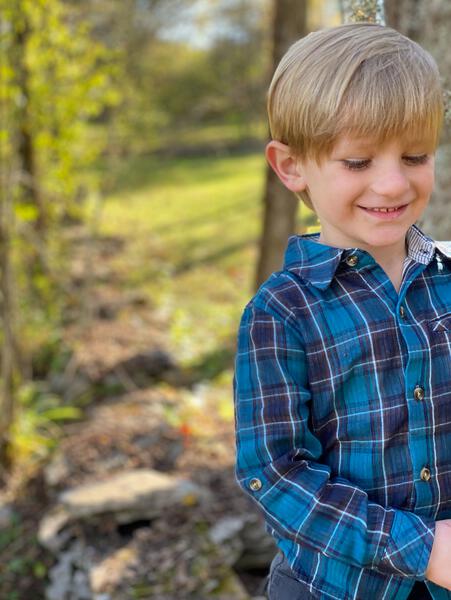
265 140 307 192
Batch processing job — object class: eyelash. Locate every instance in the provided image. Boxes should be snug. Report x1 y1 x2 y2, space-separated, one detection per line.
342 154 430 171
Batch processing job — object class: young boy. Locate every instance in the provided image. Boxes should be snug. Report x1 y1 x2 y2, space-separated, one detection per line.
233 23 451 600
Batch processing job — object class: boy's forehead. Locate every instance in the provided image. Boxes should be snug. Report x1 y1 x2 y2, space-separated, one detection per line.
333 136 374 151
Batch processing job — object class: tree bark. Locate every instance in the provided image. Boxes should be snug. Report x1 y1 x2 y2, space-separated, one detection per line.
340 0 385 23
385 0 451 240
0 173 15 473
255 0 307 290
13 9 45 233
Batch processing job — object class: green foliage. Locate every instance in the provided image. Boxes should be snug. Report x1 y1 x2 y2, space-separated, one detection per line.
0 511 48 598
5 0 120 205
76 0 271 154
31 331 71 377
0 0 121 325
0 2 120 469
10 381 82 464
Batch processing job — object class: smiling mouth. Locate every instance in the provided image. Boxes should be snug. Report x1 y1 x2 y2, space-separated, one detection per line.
359 204 408 215
368 206 403 213
360 204 407 212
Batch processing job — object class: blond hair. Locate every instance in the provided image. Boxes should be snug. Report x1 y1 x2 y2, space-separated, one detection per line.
267 23 444 208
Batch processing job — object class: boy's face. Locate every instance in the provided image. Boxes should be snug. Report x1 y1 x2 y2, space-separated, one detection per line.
292 136 435 256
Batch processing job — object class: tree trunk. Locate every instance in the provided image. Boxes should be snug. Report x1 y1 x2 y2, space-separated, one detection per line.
255 0 308 290
12 3 48 300
0 177 15 473
0 88 16 471
385 0 451 240
13 9 45 234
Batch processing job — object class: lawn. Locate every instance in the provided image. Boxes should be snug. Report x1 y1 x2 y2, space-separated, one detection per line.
99 152 263 364
96 150 316 390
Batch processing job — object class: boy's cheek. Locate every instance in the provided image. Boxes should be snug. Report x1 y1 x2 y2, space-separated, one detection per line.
423 169 435 194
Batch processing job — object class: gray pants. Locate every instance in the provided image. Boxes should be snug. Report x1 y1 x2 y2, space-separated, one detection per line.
266 552 317 599
266 552 432 599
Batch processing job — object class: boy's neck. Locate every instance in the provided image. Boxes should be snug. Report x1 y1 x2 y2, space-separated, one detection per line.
354 240 408 294
364 239 408 271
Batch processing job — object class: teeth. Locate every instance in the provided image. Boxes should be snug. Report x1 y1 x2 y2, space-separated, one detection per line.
370 207 399 212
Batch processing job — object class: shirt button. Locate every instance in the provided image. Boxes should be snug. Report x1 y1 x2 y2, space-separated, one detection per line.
399 306 406 318
420 467 431 482
413 385 425 401
249 478 262 491
346 254 359 267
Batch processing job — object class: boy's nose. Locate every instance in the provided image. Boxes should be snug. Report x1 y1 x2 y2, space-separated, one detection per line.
370 169 410 198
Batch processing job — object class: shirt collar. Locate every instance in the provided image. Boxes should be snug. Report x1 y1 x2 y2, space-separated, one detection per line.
283 224 438 291
405 225 435 264
283 233 345 290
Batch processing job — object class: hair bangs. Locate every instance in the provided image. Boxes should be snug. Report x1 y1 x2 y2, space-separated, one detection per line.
304 54 444 163
337 59 442 150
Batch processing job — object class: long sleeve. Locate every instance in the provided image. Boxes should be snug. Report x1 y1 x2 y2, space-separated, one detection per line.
233 303 435 580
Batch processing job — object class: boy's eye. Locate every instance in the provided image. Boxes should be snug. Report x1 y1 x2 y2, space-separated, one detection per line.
403 154 429 165
341 154 430 171
342 159 370 171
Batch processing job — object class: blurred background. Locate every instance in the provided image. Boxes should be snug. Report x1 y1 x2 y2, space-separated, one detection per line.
0 1 450 598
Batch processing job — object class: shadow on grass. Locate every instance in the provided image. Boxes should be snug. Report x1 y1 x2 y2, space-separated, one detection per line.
148 196 258 238
173 239 258 274
186 344 237 383
100 146 263 196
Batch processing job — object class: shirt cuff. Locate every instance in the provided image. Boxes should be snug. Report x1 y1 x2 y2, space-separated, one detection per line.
377 509 435 579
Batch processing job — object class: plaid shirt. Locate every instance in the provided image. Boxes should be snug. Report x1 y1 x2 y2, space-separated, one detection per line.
234 225 451 600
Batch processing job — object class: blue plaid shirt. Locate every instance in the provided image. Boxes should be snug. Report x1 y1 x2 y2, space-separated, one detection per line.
234 225 451 600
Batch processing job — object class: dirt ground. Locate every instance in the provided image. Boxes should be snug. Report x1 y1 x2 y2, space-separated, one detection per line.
0 228 270 599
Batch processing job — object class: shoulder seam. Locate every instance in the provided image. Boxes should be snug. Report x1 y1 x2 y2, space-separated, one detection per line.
244 298 306 345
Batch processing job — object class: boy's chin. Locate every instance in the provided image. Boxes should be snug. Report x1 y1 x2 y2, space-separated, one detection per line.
358 229 411 251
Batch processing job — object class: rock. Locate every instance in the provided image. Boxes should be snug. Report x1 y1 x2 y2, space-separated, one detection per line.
209 516 246 566
97 349 181 390
111 349 176 379
210 516 247 545
90 546 138 594
209 514 277 571
44 451 71 487
59 468 211 523
208 569 250 599
235 515 277 570
45 539 94 600
0 501 16 530
38 505 72 552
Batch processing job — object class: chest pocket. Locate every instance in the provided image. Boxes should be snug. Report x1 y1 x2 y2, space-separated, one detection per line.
428 313 451 333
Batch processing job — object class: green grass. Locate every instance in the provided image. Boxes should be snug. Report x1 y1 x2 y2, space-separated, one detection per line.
96 151 315 375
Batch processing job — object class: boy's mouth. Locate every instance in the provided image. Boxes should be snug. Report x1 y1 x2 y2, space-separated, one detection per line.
359 204 408 219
